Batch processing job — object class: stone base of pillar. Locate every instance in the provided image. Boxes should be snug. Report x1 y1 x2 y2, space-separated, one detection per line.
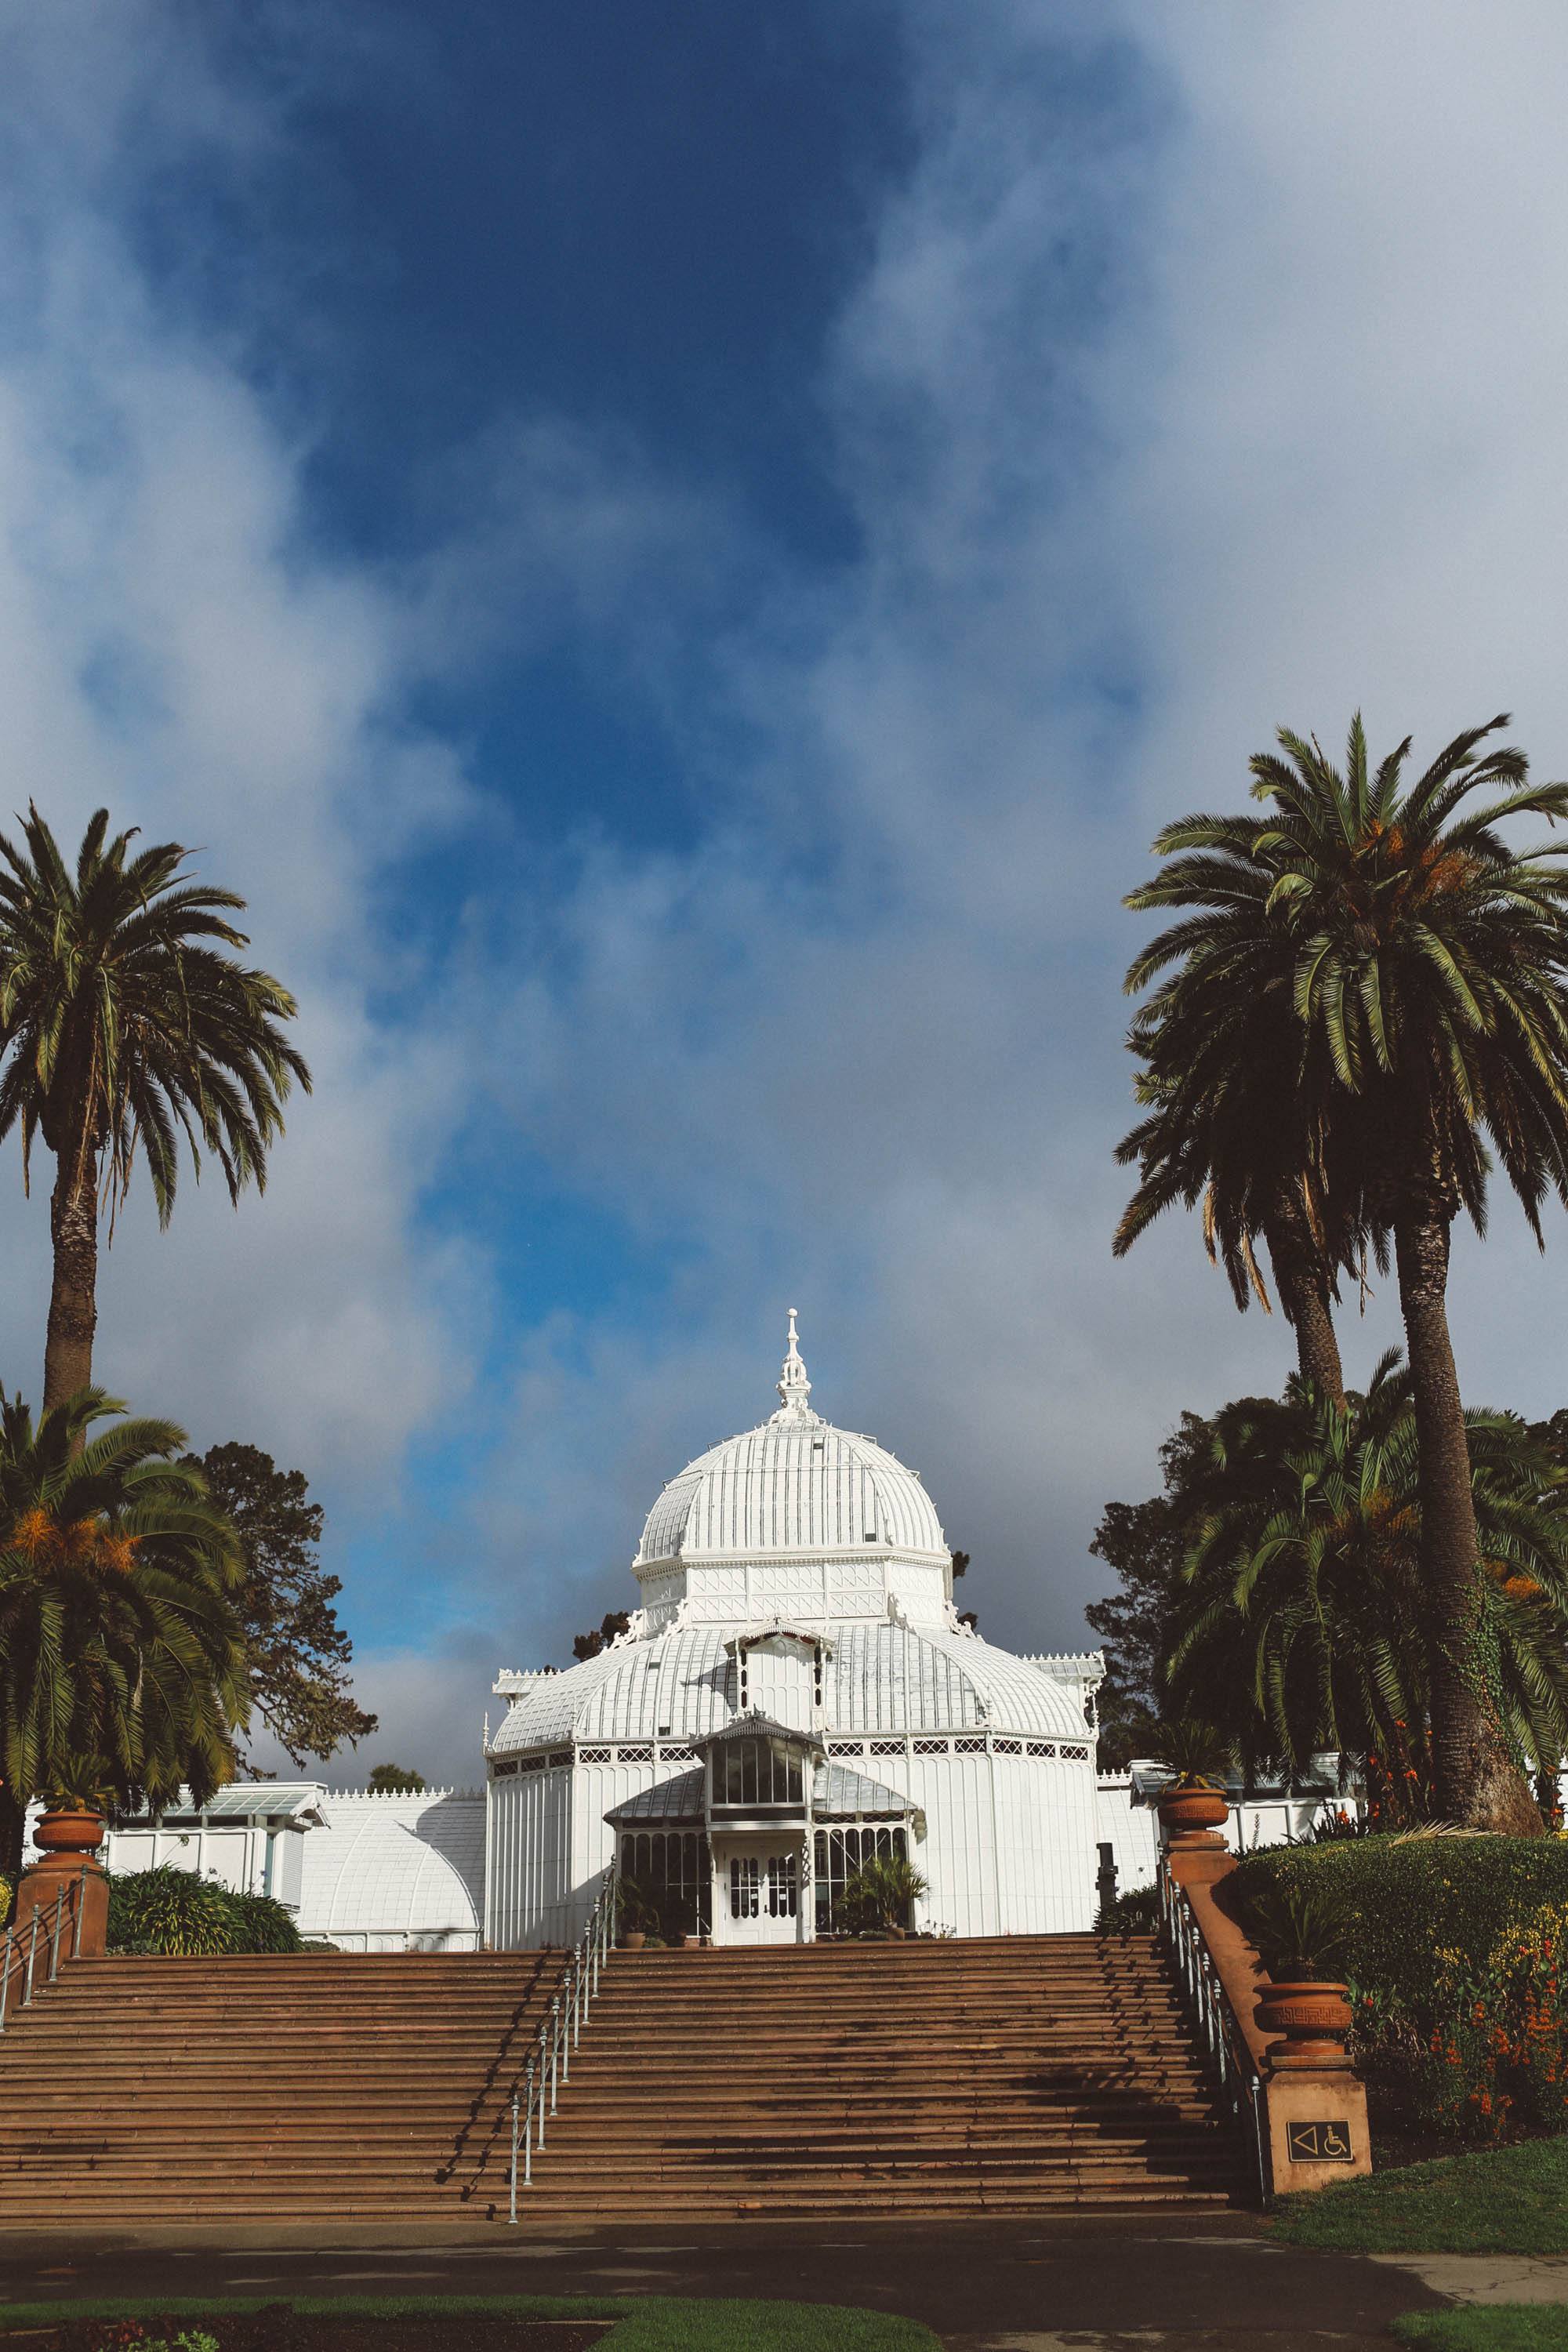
13 1857 109 1958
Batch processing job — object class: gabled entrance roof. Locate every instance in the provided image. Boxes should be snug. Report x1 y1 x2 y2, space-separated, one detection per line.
604 1759 916 1830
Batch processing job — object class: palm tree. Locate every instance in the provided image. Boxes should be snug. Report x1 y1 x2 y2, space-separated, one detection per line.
1116 909 1352 1401
1165 1361 1568 1809
0 1388 249 1911
0 808 310 1412
1131 715 1568 1830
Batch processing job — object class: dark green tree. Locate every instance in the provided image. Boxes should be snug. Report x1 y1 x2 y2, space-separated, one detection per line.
572 1610 631 1662
189 1444 375 1766
1167 1361 1568 1803
0 808 310 1412
0 1390 249 1908
366 1763 426 1794
1087 1416 1214 1769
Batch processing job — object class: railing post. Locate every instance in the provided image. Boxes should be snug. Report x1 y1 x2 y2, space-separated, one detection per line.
72 1863 86 1961
23 1907 40 2008
0 1931 13 2033
48 1884 65 1982
508 2092 520 2225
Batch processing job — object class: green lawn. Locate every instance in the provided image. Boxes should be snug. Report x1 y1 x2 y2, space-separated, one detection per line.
1271 2136 1568 2252
0 2292 940 2350
1392 2311 1568 2350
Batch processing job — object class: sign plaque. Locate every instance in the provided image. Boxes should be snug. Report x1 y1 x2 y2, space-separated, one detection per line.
1287 2120 1354 2164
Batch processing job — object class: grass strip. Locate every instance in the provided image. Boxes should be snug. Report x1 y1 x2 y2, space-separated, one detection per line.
598 2303 942 2350
0 2296 941 2349
0 2297 631 2328
1271 2138 1568 2252
1392 2310 1568 2350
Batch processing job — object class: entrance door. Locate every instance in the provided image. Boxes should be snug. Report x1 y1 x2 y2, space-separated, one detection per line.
718 1842 802 1946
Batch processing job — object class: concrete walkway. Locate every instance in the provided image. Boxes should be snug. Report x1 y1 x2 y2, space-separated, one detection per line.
0 2215 1457 2348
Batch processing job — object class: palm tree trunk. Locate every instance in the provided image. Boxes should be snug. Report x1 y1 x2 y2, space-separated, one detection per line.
1264 1192 1345 1405
1395 1208 1543 1835
42 1131 98 1417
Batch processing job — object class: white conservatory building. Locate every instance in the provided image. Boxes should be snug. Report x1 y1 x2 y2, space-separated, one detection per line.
485 1316 1105 1947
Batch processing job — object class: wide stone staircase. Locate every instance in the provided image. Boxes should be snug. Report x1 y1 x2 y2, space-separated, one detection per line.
0 1951 558 2224
521 1934 1245 2220
0 1933 1246 2224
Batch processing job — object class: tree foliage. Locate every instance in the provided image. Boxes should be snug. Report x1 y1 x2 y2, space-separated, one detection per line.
367 1762 426 1794
1091 1363 1568 1804
572 1611 631 1662
189 1443 374 1767
0 807 310 1410
1125 715 1568 1831
0 1389 249 1904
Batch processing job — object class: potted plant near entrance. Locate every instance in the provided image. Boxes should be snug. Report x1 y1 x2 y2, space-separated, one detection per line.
841 1854 927 1937
1152 1721 1233 1842
616 1877 657 1951
1243 1882 1355 2067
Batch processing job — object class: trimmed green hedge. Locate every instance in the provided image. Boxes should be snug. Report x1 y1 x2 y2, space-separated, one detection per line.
1231 1838 1568 2020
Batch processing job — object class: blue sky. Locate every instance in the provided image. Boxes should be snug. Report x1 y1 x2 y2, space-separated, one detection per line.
5 2 1568 1780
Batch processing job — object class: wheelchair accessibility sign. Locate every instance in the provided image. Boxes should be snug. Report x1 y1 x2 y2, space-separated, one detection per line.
1287 2121 1354 2163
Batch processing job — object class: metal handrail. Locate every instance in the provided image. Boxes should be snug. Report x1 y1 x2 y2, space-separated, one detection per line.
1156 1853 1271 2208
508 1867 619 2223
0 1867 90 2034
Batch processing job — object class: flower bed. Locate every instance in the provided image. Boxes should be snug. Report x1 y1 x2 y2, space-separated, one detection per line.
1233 1840 1568 2143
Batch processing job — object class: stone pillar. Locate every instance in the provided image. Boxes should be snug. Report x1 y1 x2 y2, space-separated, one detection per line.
1164 1826 1371 2198
14 1810 109 1959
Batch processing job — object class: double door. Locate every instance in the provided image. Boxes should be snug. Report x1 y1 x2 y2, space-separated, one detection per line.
718 1839 802 1946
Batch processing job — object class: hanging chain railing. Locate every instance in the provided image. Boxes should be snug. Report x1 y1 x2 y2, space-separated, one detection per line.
507 1867 619 2223
1157 1853 1271 2208
0 1867 92 2034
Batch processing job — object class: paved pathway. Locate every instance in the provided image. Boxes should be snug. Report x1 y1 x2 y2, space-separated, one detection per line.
0 2216 1456 2347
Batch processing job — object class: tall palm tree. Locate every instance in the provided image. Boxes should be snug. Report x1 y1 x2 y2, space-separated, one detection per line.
0 1388 249 1911
0 808 310 1412
1131 715 1568 1831
1166 1360 1568 1805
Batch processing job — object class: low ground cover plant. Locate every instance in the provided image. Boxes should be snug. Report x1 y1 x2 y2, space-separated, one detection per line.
1233 1838 1568 2140
107 1868 303 1958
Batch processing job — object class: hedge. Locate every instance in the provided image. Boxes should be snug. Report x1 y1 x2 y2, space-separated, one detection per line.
107 1867 303 1957
1230 1838 1568 2021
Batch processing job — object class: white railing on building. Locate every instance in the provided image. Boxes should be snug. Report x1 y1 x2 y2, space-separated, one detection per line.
1156 1853 1270 2208
0 1869 91 2033
507 1867 618 2223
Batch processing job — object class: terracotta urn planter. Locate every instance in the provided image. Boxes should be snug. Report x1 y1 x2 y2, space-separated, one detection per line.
1157 1784 1229 1841
621 1930 646 1951
1254 1978 1353 2069
32 1807 106 1858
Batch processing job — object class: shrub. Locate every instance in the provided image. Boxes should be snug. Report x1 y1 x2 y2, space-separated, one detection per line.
107 1867 303 1957
1232 1839 1568 2140
839 1855 928 1932
1095 1886 1160 1936
223 1890 303 1955
1231 1838 1568 2024
1417 1900 1568 2141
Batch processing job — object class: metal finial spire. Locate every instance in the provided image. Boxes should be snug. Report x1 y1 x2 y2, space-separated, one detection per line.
773 1306 815 1421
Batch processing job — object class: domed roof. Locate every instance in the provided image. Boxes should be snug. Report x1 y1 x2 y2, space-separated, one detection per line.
491 1620 1096 1751
635 1313 948 1568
